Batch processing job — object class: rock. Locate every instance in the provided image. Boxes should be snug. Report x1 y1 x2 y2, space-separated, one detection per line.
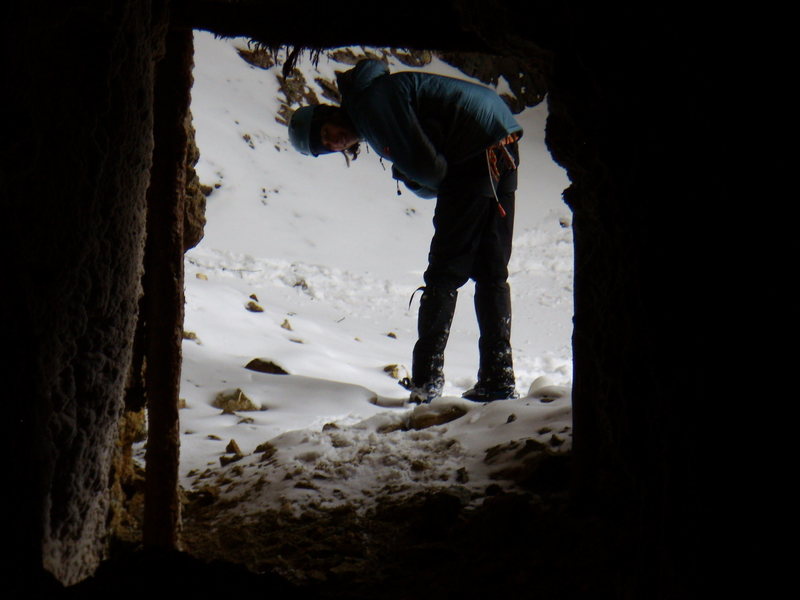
195 272 208 280
389 48 432 67
407 404 467 430
527 376 569 402
183 109 207 251
236 45 275 69
225 439 242 455
212 388 261 413
220 454 243 467
245 300 264 313
244 358 289 375
255 442 277 461
382 364 403 378
281 318 293 331
435 51 548 113
484 438 547 465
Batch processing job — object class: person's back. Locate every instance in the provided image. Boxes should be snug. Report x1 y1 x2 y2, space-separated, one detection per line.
337 59 522 194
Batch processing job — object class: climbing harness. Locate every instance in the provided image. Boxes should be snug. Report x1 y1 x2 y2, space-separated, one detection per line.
485 132 520 217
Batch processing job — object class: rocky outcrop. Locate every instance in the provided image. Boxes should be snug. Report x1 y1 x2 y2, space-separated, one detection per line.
183 109 207 251
436 51 548 113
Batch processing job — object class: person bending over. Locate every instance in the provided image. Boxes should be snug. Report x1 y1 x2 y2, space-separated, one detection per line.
289 58 522 404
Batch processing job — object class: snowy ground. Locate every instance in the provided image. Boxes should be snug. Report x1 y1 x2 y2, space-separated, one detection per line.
148 32 574 521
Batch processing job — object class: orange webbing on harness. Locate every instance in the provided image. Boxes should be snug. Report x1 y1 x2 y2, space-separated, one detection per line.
486 132 521 181
485 132 520 217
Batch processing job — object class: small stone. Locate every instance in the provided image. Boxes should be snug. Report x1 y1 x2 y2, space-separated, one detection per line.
255 442 277 461
225 439 242 455
294 480 319 491
407 405 467 430
281 318 293 330
237 416 255 425
385 332 397 339
246 300 264 312
244 358 289 375
249 293 259 301
506 413 517 423
220 454 243 466
212 388 261 412
382 364 403 378
195 272 208 280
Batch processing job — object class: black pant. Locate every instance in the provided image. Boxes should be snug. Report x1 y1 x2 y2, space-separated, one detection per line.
412 144 518 390
424 145 517 290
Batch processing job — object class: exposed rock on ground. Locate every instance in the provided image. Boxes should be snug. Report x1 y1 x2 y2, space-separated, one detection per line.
244 357 290 374
212 388 262 412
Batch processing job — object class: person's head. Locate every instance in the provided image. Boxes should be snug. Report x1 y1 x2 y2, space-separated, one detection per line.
289 104 360 161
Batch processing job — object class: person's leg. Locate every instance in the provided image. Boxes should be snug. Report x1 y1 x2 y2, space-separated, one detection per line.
404 286 458 403
464 280 518 401
403 157 492 402
464 149 519 401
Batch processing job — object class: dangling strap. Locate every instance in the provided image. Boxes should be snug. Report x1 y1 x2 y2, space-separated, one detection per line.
408 285 426 310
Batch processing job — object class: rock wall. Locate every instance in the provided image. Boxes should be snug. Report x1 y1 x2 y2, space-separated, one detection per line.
5 1 168 589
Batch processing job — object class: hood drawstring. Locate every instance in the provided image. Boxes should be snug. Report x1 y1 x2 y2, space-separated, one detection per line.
486 132 520 218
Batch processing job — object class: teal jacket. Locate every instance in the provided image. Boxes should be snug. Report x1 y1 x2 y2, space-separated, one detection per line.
337 60 523 198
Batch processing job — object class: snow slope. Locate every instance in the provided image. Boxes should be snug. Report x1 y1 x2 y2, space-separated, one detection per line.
155 32 573 515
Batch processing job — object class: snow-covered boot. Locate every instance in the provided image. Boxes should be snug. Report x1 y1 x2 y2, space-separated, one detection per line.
463 282 518 402
398 377 443 404
402 286 458 403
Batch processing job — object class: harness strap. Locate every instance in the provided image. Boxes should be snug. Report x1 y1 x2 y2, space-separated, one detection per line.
485 133 520 218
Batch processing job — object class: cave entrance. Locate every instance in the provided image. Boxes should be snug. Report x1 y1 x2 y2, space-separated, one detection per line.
164 31 574 582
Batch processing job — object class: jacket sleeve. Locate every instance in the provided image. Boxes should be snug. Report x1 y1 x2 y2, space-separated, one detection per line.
391 165 437 199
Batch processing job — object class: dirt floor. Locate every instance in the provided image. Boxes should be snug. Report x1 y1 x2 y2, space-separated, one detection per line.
64 449 627 600
174 449 622 599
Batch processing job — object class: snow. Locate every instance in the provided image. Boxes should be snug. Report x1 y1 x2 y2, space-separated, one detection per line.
154 31 574 516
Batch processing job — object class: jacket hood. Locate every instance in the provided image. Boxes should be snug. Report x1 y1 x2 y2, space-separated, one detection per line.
336 59 390 101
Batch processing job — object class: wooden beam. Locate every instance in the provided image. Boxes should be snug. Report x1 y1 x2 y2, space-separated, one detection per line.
142 25 194 549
